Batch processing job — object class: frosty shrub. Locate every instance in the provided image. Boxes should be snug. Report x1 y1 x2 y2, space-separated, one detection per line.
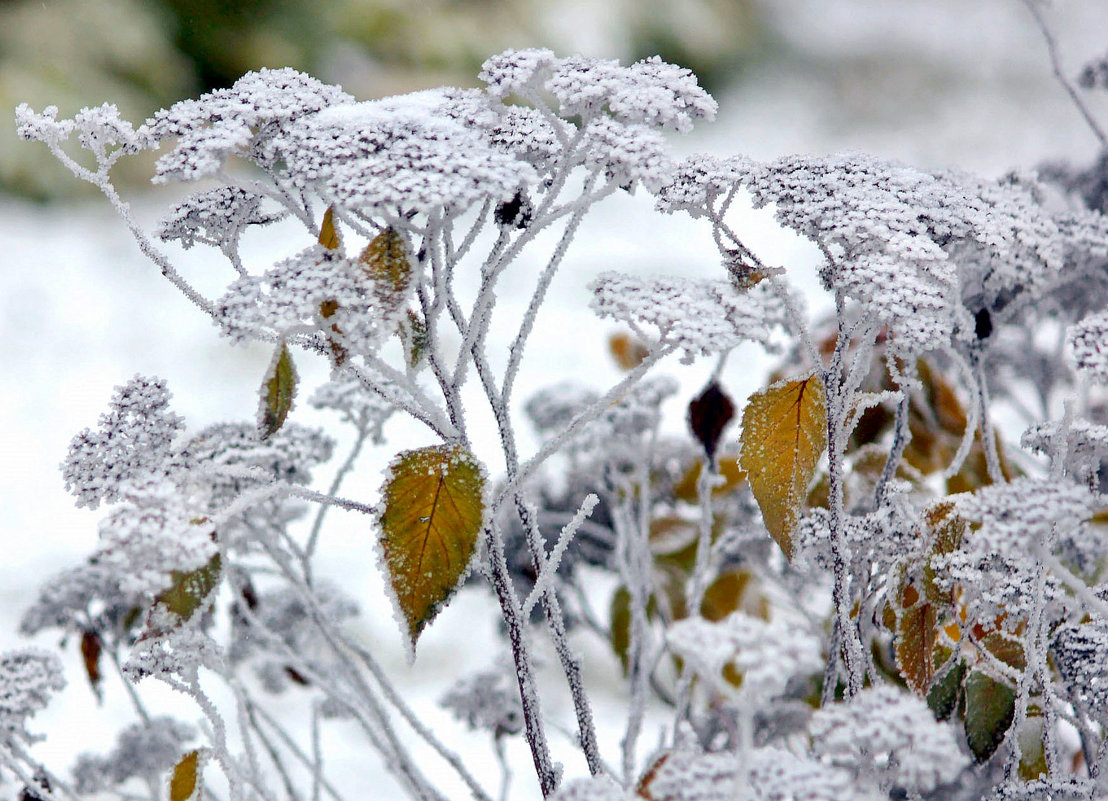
11 5 1108 800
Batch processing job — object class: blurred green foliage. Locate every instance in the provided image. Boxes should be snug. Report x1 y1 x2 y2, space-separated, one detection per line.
3 0 764 198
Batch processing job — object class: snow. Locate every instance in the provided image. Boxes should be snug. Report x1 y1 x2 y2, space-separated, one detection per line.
3 2 1107 799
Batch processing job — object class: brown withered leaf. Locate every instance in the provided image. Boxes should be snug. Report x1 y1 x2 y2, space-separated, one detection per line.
80 630 102 699
738 374 827 559
895 580 938 695
688 381 735 459
378 444 485 652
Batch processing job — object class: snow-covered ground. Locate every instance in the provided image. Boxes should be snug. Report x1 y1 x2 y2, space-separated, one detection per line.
2 1 1107 798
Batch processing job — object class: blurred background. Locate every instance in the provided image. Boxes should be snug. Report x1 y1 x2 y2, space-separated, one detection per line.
3 1 1108 797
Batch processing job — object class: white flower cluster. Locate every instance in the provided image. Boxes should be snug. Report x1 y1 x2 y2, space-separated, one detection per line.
276 91 537 215
72 717 195 794
1068 309 1108 382
439 667 524 738
95 478 217 597
666 611 822 701
156 187 282 251
0 650 65 742
660 154 1068 356
956 477 1093 560
141 67 353 183
809 686 968 794
589 272 788 361
62 375 185 509
216 245 407 351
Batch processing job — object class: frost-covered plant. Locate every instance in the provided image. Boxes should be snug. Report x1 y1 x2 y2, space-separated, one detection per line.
9 5 1108 801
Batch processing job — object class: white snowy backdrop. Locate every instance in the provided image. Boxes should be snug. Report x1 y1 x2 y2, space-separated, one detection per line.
2 0 1107 797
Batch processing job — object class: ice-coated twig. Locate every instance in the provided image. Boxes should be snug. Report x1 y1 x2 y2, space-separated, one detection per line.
1021 0 1108 148
522 493 600 618
245 698 347 801
304 423 371 566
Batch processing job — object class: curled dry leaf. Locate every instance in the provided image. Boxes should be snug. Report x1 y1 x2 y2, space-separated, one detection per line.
378 444 486 652
738 374 827 559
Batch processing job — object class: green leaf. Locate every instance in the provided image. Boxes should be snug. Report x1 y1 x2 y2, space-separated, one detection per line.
1017 715 1048 781
361 227 412 312
258 343 297 440
378 444 485 652
169 750 200 801
401 309 429 368
158 552 222 621
927 652 965 721
738 374 827 559
610 586 631 674
964 668 1017 763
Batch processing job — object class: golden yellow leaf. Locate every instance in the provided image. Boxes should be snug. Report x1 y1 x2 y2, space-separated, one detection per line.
672 457 746 504
169 750 199 801
609 331 649 370
318 206 340 250
258 343 296 440
378 444 485 650
738 374 827 559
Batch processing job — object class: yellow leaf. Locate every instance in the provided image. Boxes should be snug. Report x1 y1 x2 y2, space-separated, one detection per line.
169 750 199 801
378 444 485 651
318 206 340 250
361 227 412 311
738 374 827 559
672 457 746 504
258 343 297 440
609 331 649 370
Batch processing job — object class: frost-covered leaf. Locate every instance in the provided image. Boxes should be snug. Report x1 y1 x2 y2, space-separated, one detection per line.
963 669 1016 763
169 750 199 801
258 343 297 440
378 445 486 651
589 272 788 360
739 374 827 559
894 581 938 695
0 650 65 740
146 550 221 636
1052 619 1108 721
810 685 968 793
360 227 412 314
